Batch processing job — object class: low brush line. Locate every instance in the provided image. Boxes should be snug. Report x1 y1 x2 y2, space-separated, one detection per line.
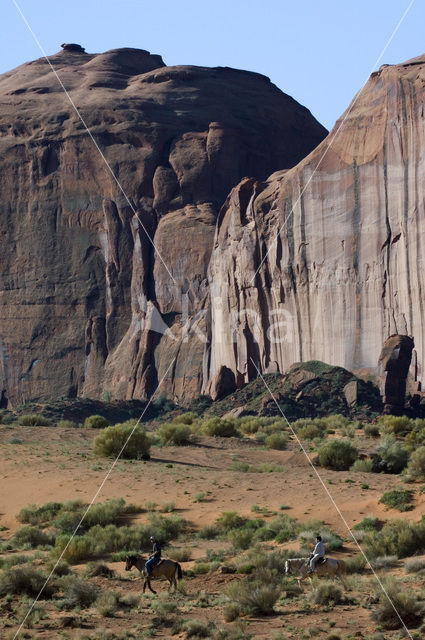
13 356 176 639
12 0 176 285
249 357 414 639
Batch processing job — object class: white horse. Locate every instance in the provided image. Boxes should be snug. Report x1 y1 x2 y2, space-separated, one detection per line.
285 557 348 588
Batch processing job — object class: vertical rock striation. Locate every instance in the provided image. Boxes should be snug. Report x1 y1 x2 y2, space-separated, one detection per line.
206 55 425 390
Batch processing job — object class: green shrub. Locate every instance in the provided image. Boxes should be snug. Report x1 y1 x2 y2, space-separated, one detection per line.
370 578 423 629
308 581 342 605
84 414 110 429
375 436 409 473
56 419 77 428
265 432 288 450
350 458 373 472
216 511 246 531
228 528 253 550
406 446 425 480
172 412 198 425
18 413 51 426
354 517 382 532
14 525 54 548
157 422 191 445
378 415 411 436
93 420 151 459
60 575 98 608
17 501 64 525
201 417 240 438
297 424 323 440
364 519 425 558
379 489 413 512
226 579 280 615
318 440 358 470
0 565 56 597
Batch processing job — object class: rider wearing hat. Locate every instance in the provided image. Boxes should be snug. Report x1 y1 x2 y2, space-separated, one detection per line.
145 535 162 576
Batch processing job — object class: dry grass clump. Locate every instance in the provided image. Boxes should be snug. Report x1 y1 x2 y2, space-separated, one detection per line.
370 578 423 629
13 525 54 548
404 557 425 573
85 561 115 578
18 413 52 426
364 518 425 559
375 436 409 473
350 458 373 472
345 553 367 574
406 446 425 480
0 565 56 598
378 415 411 436
56 419 77 428
183 618 214 638
308 580 342 605
226 579 281 616
93 420 151 459
60 575 98 609
96 590 120 617
168 547 192 562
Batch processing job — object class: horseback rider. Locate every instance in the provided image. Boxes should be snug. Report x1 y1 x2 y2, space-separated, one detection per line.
145 535 162 577
309 535 325 574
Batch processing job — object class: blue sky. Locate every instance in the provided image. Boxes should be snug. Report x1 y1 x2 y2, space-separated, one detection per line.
3 0 423 130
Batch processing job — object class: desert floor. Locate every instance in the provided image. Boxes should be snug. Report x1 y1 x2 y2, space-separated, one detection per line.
1 423 424 639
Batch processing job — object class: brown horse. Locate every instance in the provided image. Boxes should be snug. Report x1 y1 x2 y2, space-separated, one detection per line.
285 557 348 588
125 555 183 594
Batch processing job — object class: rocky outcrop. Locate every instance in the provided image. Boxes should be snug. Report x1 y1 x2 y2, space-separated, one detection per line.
379 335 414 415
206 54 425 394
0 47 326 407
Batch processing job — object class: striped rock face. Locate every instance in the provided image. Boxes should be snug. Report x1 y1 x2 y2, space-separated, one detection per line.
206 55 425 393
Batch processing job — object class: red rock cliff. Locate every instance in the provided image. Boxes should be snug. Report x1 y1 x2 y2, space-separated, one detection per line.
206 55 425 390
0 47 327 406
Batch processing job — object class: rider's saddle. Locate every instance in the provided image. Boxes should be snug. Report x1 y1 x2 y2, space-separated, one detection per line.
317 557 327 565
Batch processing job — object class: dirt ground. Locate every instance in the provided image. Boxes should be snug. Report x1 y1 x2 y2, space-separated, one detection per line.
1 424 424 639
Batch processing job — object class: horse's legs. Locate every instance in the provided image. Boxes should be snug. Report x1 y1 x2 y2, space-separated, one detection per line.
143 578 147 593
146 577 156 594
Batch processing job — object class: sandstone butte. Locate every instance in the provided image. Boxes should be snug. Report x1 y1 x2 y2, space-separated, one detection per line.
0 46 327 407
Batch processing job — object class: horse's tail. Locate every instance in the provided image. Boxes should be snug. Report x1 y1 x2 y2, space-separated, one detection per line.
176 562 183 580
337 559 347 575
